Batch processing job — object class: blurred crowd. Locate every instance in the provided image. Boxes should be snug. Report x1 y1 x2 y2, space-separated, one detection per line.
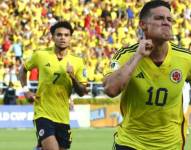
1 0 191 90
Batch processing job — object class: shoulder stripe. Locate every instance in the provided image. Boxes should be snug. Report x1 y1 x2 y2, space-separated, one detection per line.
115 45 138 60
113 48 124 60
124 43 139 49
113 43 138 59
113 43 138 60
171 43 189 51
172 46 191 55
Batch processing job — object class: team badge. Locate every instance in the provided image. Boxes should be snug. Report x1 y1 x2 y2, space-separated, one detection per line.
39 129 45 137
170 69 182 83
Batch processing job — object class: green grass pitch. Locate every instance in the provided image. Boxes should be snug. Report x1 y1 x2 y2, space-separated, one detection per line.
0 127 190 150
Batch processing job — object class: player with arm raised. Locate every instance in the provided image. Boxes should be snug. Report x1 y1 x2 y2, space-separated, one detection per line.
103 1 191 149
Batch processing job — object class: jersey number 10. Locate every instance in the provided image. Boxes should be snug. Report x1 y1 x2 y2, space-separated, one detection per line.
146 87 168 106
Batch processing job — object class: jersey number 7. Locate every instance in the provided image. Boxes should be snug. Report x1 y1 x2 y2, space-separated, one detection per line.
53 72 61 84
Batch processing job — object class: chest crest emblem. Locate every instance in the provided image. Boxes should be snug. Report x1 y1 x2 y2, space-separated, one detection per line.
170 69 182 83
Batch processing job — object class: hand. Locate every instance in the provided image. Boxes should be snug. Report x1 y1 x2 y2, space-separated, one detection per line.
69 99 74 111
137 34 153 57
24 91 36 103
67 62 74 78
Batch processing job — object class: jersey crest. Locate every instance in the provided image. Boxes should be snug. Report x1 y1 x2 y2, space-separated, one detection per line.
170 69 182 83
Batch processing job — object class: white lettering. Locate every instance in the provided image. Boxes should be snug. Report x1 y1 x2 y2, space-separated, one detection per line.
0 112 34 121
0 112 9 121
27 112 34 120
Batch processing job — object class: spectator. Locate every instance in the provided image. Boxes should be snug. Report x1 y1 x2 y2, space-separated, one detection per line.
2 35 11 53
3 62 18 85
11 38 23 60
3 81 16 105
126 6 134 27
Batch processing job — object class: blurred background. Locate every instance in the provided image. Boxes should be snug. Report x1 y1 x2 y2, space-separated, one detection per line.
0 0 191 150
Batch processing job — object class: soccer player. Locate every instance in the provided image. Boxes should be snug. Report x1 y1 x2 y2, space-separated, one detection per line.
19 21 87 150
103 1 191 150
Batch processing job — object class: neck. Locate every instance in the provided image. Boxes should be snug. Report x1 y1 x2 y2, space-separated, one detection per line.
150 41 168 63
55 47 68 59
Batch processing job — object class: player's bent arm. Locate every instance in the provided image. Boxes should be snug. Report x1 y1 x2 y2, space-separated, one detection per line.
19 65 28 87
103 52 143 97
66 62 87 96
19 65 36 102
70 75 87 96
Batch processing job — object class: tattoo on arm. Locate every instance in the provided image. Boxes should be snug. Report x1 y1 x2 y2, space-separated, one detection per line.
125 54 136 66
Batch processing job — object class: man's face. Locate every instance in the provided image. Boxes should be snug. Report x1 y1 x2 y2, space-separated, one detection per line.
52 27 71 49
145 6 173 41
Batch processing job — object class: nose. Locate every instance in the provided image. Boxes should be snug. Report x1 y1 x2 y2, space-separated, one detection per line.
60 35 66 40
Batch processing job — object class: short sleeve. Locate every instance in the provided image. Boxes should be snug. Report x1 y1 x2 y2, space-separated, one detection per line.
104 45 137 76
76 59 87 84
24 51 39 71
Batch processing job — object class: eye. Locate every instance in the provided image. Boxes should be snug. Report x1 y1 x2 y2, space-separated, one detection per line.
64 33 70 37
56 33 63 37
154 15 173 23
167 17 173 23
154 15 164 20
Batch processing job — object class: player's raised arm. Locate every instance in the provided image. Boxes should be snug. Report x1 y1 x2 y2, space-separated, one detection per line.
103 32 153 97
66 62 87 96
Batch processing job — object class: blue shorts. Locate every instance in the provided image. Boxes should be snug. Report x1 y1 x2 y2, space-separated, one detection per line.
34 117 72 149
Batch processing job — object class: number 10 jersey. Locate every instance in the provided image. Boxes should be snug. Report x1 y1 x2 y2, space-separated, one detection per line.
108 42 191 150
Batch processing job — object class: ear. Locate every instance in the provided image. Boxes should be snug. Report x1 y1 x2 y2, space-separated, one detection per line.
139 20 147 31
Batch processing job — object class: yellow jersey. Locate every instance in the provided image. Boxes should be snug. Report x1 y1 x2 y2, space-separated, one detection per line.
109 42 191 150
24 48 87 124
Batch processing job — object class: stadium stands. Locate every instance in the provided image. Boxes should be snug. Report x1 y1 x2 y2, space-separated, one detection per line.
0 0 191 101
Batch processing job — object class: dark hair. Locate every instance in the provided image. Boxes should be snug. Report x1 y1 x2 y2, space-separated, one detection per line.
50 21 74 35
139 0 171 20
